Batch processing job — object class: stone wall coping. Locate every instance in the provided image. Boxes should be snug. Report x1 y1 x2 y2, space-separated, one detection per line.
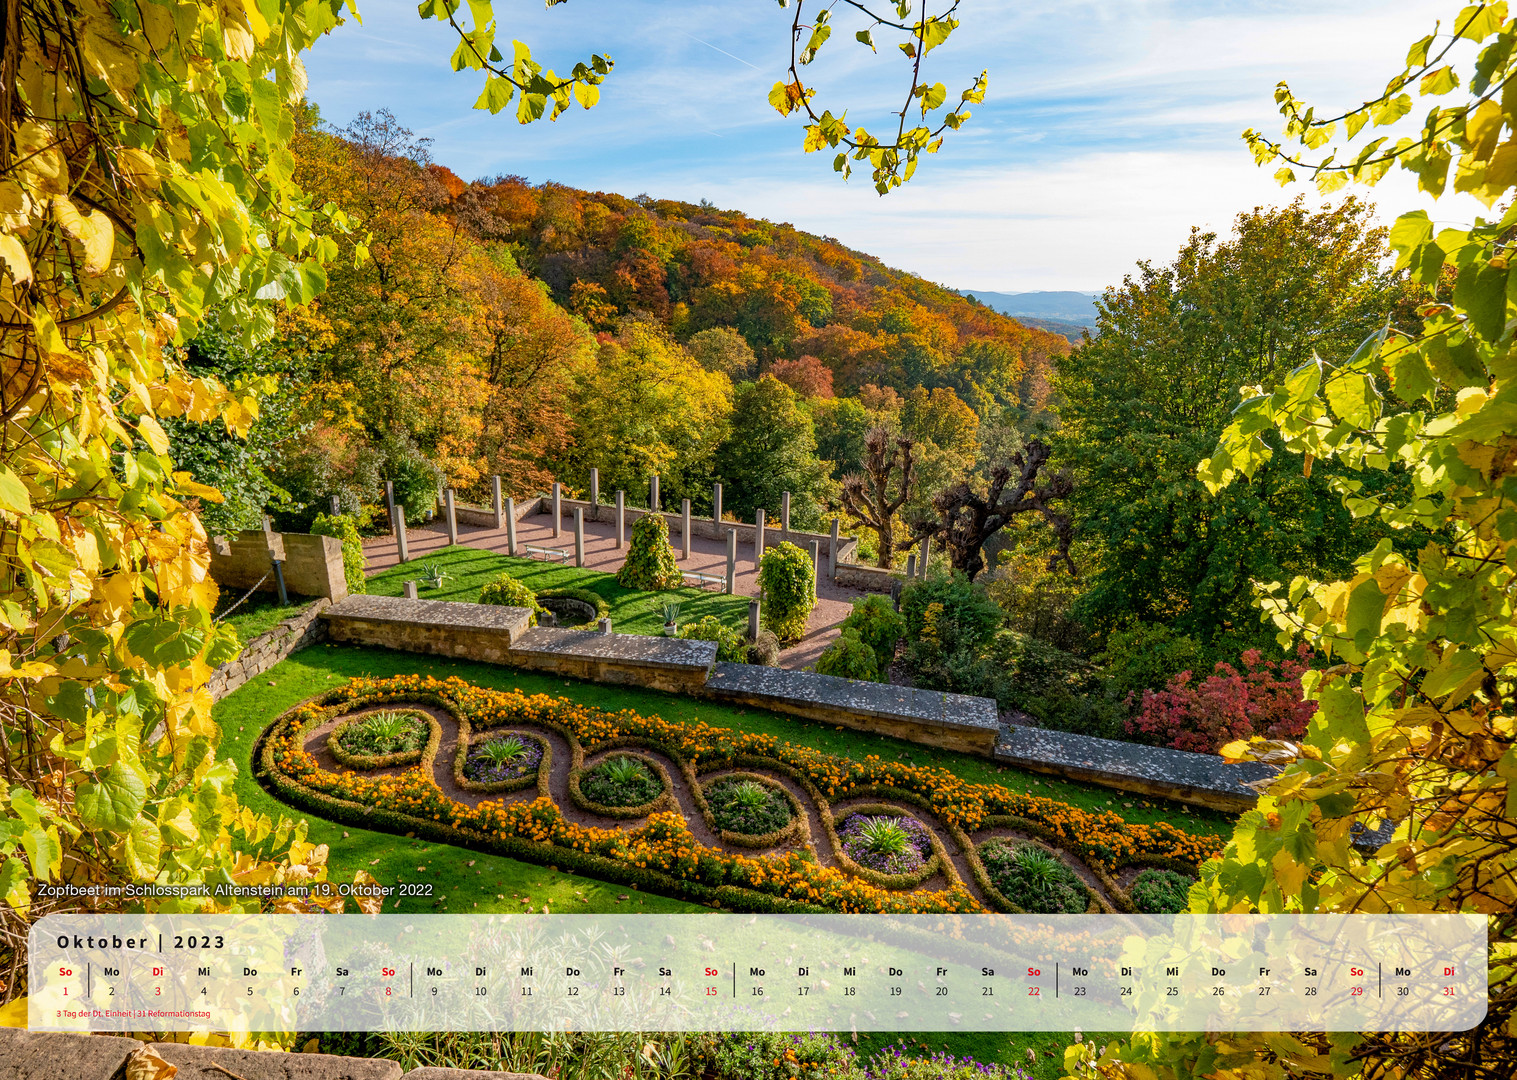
0 1031 553 1080
994 724 1275 798
703 662 999 732
510 626 717 672
324 595 531 637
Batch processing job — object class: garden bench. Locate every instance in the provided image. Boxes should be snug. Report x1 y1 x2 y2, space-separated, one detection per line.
682 570 724 591
524 544 570 563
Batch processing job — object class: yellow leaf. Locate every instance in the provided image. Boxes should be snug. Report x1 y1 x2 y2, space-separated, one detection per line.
15 122 67 196
0 234 32 285
137 414 170 454
52 196 115 276
124 1044 177 1080
117 148 161 191
0 996 27 1027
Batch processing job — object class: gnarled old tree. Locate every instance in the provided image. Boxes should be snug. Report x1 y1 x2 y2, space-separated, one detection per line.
840 426 915 568
914 438 1073 581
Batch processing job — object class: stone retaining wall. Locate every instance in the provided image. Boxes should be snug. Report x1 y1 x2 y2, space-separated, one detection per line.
210 531 348 601
0 1029 545 1080
208 599 331 701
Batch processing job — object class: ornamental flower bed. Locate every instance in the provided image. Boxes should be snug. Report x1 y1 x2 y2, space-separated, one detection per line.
461 734 544 785
258 674 1225 914
837 813 932 875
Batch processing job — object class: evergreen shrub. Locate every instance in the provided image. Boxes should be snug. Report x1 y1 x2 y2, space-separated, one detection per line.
311 512 367 596
618 515 683 590
758 541 815 643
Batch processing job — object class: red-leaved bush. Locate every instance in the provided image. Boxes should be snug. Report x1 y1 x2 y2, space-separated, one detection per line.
1124 645 1315 754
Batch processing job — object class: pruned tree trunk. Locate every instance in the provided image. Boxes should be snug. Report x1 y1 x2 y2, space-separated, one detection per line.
839 427 915 568
912 438 1074 581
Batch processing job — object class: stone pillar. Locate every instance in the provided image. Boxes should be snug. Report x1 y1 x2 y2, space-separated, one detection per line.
598 616 612 635
920 536 931 577
754 508 765 570
748 597 761 642
713 482 723 529
444 488 458 545
505 497 517 556
615 490 625 549
330 494 341 516
906 553 917 578
725 528 737 593
384 480 397 534
829 518 840 581
574 507 585 568
395 506 410 563
681 499 691 560
781 491 791 539
589 467 600 521
551 482 562 538
492 475 504 529
810 539 821 599
650 474 660 512
403 580 418 600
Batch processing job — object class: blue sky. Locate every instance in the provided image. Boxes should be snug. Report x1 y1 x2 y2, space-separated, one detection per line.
304 1 1477 292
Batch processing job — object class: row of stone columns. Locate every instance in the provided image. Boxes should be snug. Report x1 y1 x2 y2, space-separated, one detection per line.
410 472 930 584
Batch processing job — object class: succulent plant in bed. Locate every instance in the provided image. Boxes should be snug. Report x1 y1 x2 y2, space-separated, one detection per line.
581 754 663 807
463 733 544 784
339 710 427 756
837 813 931 874
707 777 792 836
980 839 1089 914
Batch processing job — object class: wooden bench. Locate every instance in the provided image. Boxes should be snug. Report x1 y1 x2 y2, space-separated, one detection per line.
682 570 725 592
523 544 571 563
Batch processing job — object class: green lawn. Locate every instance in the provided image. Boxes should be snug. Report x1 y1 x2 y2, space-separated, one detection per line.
217 643 1232 1074
215 644 1233 897
367 545 748 636
215 593 318 645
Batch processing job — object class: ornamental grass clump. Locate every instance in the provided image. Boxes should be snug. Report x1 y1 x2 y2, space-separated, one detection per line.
838 813 930 874
1130 867 1195 914
617 515 683 590
706 777 791 836
337 710 427 757
581 754 663 807
980 839 1088 914
463 734 544 784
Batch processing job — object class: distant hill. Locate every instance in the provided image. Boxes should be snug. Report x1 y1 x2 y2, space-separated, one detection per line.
1012 316 1089 343
959 290 1100 328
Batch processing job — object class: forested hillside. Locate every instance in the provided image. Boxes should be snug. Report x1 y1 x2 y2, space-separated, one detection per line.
181 108 1068 544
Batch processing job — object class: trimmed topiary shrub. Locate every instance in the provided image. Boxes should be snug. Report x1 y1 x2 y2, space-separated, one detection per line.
758 541 816 643
311 512 367 596
478 573 543 625
813 628 880 681
839 594 904 672
1130 867 1195 914
679 614 746 662
617 515 683 590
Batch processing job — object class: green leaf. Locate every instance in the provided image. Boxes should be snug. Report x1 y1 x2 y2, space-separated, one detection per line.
0 857 28 911
120 817 163 880
1422 647 1484 700
855 29 875 51
75 762 148 832
0 467 32 515
1323 372 1379 428
1388 210 1434 270
1345 576 1386 653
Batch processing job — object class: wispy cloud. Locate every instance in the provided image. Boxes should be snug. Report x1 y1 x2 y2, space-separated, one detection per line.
306 0 1483 291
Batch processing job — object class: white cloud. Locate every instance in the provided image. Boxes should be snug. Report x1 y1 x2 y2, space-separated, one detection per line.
304 0 1486 291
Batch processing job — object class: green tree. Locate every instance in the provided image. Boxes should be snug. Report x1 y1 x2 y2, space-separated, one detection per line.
1069 7 1517 1078
1052 198 1411 647
714 375 831 529
811 396 874 479
687 326 756 380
